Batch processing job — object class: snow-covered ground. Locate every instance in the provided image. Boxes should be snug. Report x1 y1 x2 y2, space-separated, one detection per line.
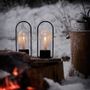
45 76 90 90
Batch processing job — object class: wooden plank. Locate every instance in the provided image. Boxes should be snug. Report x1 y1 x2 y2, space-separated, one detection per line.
27 59 64 90
70 32 90 76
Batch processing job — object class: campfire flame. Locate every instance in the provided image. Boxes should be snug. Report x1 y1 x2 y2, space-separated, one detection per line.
0 77 20 90
0 67 20 90
12 67 19 77
27 86 35 90
0 67 35 90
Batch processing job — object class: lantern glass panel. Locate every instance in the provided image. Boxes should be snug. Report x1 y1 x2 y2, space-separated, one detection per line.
38 23 53 57
40 30 52 50
16 22 31 54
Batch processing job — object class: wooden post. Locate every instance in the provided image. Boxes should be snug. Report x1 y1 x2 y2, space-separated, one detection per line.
70 31 90 77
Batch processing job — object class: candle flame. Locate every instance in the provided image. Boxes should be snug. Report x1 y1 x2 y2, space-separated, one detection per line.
41 31 52 50
18 31 27 49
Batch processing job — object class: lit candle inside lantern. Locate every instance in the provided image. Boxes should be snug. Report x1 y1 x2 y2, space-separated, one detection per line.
41 31 52 50
40 30 52 58
18 31 27 49
43 36 48 50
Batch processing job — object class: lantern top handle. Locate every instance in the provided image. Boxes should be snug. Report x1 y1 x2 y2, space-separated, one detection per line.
15 21 32 32
15 21 32 56
37 21 54 57
37 21 54 33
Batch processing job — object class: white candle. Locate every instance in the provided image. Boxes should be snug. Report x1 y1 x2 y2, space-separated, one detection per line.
43 36 48 50
18 31 27 49
41 31 52 50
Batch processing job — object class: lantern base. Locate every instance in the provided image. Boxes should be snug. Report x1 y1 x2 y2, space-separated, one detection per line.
19 49 29 54
40 50 51 58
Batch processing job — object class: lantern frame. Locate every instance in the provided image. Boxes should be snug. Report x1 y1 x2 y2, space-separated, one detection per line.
15 21 32 55
37 21 54 58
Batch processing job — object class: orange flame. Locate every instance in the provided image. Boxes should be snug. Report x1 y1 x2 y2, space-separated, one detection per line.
12 67 19 77
0 68 35 90
27 86 35 90
0 77 20 90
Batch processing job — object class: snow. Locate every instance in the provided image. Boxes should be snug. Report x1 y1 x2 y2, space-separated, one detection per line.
0 70 10 79
44 76 90 90
63 61 71 78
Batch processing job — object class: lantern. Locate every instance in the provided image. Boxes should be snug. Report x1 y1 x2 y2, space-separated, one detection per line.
37 21 54 58
15 21 32 55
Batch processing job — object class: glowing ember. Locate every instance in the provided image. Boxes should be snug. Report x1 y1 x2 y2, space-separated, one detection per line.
12 67 19 77
0 77 20 90
0 68 35 90
27 87 35 90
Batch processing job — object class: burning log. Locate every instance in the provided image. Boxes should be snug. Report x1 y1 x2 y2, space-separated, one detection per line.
0 51 29 74
0 51 32 90
0 76 20 90
0 67 35 90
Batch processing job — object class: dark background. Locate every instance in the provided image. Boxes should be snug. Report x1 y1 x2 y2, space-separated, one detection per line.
0 0 90 12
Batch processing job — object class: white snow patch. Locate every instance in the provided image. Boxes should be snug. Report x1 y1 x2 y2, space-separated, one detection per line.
63 61 71 78
44 78 85 90
0 70 10 79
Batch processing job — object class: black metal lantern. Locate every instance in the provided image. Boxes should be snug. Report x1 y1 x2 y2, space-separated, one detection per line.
37 21 54 58
15 21 32 55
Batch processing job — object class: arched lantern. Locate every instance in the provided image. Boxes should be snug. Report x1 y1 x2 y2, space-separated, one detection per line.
15 21 32 55
37 21 54 58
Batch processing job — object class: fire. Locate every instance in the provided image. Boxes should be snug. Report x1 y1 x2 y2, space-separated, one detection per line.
0 77 20 90
12 67 19 77
0 68 35 90
27 87 35 90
